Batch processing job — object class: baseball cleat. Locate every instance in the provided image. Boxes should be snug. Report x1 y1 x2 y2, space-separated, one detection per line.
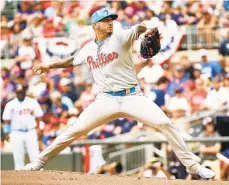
24 159 45 171
187 165 215 179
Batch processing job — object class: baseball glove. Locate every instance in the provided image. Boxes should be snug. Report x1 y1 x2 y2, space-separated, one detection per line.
140 28 161 59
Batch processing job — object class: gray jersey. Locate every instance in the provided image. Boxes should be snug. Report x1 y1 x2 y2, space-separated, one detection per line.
73 26 140 92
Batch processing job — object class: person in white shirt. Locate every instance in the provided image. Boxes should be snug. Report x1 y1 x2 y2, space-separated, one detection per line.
137 157 173 179
2 84 43 170
166 88 191 116
205 76 229 110
15 34 36 70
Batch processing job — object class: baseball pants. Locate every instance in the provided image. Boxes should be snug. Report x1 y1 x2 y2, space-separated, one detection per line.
37 92 200 170
11 129 40 170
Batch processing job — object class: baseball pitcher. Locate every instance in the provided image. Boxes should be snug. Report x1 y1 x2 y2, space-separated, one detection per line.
24 8 215 179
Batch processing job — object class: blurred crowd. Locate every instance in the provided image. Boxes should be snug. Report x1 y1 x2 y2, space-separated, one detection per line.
1 0 229 180
1 0 229 58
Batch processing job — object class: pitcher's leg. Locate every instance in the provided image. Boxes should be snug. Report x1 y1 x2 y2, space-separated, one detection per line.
37 94 119 164
155 123 200 169
122 95 199 169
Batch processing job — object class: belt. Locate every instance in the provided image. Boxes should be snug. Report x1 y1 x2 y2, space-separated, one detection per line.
106 87 136 96
13 128 35 132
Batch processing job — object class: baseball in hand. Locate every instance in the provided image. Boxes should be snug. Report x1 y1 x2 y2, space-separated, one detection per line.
35 68 42 75
37 69 42 74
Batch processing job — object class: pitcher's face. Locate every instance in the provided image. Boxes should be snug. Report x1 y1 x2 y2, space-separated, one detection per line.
96 17 113 33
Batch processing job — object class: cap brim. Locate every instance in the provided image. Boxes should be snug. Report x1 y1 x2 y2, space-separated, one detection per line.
108 14 118 20
98 14 118 22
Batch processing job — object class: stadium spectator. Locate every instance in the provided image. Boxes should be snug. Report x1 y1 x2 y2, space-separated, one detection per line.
199 49 222 79
10 23 23 57
137 157 173 179
170 108 190 134
166 87 191 116
219 12 229 28
18 1 33 15
59 77 79 102
180 56 194 80
88 122 115 140
113 118 138 135
141 60 164 84
43 17 57 38
190 79 207 113
0 21 11 58
32 2 45 14
171 4 198 26
148 76 169 110
166 65 188 97
192 63 202 80
1 68 16 105
44 1 64 18
183 80 195 102
14 33 36 71
137 59 164 95
14 73 27 88
28 13 44 38
197 10 218 29
67 107 79 126
37 89 52 114
75 82 96 110
205 76 229 110
50 91 68 118
198 117 221 179
197 10 218 47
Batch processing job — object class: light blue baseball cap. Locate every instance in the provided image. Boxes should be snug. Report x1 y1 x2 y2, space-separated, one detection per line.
91 8 118 24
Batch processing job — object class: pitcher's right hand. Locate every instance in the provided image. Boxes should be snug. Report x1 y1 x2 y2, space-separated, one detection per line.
32 64 50 75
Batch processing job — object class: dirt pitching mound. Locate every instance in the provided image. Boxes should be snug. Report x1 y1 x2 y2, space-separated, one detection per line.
1 171 228 185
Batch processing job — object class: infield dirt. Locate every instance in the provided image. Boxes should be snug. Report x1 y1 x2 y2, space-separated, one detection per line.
1 171 228 185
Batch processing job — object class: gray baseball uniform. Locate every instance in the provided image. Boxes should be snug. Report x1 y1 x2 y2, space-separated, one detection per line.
35 26 200 171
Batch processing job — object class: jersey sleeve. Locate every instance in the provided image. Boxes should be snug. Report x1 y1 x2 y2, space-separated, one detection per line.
33 100 44 118
2 103 12 121
117 25 140 49
72 47 87 66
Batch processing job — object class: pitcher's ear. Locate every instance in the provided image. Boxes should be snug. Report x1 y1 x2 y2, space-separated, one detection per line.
93 23 98 29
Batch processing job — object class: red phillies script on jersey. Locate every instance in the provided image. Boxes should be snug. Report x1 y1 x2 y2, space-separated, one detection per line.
87 52 119 70
11 108 33 115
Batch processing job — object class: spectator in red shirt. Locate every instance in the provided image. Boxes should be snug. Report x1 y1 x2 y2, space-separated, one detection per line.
190 79 207 113
183 80 195 102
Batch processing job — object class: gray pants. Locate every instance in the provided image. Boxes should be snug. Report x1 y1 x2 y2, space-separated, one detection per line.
38 92 200 170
